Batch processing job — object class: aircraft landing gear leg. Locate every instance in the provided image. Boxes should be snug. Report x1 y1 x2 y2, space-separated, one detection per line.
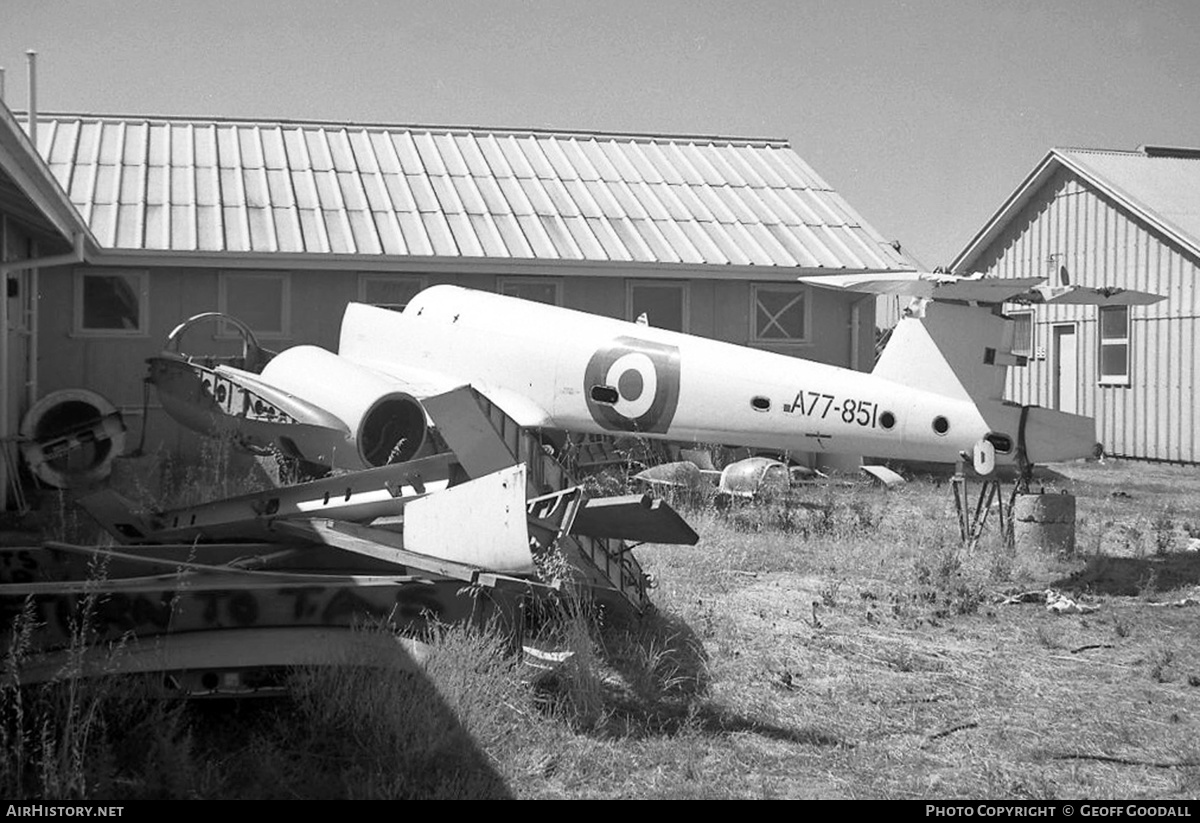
951 459 1008 550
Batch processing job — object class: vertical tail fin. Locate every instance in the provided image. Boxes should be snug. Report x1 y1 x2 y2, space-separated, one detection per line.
873 302 1017 404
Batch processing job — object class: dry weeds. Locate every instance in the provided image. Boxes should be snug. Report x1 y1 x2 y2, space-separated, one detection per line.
5 457 1199 799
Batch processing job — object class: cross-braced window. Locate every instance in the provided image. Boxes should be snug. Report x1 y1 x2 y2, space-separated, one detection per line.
752 284 809 344
1098 306 1130 385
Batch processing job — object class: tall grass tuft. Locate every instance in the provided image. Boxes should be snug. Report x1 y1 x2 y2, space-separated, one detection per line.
0 590 199 799
274 620 530 799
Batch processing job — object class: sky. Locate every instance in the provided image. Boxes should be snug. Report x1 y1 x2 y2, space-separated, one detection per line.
0 0 1196 268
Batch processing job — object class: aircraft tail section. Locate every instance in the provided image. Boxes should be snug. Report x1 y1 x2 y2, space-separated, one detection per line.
872 302 1016 406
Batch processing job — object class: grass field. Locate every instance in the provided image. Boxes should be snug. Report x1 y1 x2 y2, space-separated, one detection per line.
3 458 1199 799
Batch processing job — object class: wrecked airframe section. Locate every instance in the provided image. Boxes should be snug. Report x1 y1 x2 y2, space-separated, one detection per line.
0 379 697 696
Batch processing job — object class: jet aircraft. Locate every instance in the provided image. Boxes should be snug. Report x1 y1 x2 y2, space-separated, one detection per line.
148 273 1162 481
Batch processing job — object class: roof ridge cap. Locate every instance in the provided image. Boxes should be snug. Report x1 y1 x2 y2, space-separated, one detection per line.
13 110 792 148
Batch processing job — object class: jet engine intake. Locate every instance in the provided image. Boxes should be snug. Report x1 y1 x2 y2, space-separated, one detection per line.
259 346 428 468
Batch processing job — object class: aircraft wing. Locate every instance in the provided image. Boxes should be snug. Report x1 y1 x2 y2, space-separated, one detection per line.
803 271 1164 306
1023 285 1165 306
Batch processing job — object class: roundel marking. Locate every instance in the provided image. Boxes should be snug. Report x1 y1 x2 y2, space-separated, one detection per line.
606 352 657 420
584 336 681 434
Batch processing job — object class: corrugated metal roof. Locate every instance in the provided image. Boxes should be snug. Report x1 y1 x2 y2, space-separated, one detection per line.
1056 147 1200 257
28 113 912 271
954 145 1200 271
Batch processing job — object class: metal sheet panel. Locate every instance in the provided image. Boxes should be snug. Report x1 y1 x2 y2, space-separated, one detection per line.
608 216 656 262
446 212 484 256
93 165 119 205
322 207 355 253
454 134 492 178
282 128 311 171
586 217 632 262
701 220 751 266
170 203 196 250
429 174 463 214
537 213 582 259
373 210 406 255
297 207 328 252
32 114 919 272
304 129 334 172
396 211 432 256
115 204 143 248
678 220 727 265
260 127 287 170
246 207 276 252
90 203 117 246
48 119 80 164
413 133 447 176
195 203 224 249
360 172 391 212
474 176 511 215
493 212 534 257
561 138 600 182
346 130 378 173
452 174 486 215
467 212 509 258
346 209 380 255
628 217 677 263
518 136 556 180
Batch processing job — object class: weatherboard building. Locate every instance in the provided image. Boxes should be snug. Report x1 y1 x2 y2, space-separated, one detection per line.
952 146 1200 465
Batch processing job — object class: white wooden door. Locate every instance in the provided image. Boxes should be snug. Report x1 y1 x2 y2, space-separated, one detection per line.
1053 324 1078 414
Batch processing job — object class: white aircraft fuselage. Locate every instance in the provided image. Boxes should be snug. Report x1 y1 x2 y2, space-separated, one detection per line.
332 285 1098 469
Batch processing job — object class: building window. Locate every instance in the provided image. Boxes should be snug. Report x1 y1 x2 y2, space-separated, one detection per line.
1010 310 1034 357
627 280 687 332
218 272 290 338
1098 306 1130 385
74 269 149 335
751 284 810 344
498 277 561 306
359 274 427 311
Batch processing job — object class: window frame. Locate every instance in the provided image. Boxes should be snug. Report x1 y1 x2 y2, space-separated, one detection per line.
357 273 428 312
72 267 150 337
497 276 563 307
750 283 812 345
626 279 689 333
217 271 291 339
1097 305 1131 387
1009 309 1035 358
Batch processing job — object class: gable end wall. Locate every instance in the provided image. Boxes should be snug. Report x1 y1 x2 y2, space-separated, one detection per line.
967 166 1199 463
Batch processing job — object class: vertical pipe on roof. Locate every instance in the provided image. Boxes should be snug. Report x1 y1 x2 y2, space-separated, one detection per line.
25 51 37 147
0 67 6 103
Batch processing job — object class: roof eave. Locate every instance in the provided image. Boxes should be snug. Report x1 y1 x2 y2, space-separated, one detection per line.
80 247 911 280
0 103 96 249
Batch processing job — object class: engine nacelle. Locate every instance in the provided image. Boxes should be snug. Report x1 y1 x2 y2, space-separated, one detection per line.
259 346 428 468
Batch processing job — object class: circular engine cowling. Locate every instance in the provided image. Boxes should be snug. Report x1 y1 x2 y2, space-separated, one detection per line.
20 389 127 488
259 346 428 468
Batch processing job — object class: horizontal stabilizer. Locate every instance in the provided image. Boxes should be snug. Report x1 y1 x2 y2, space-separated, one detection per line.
1021 285 1165 306
803 272 1047 303
805 272 1164 307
